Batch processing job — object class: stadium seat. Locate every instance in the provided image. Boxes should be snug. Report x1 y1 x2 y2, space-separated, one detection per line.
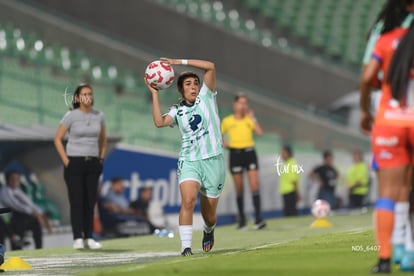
234 0 387 67
241 0 262 12
0 17 314 156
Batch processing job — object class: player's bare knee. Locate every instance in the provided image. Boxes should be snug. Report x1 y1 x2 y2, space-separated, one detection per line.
181 197 197 210
203 214 217 225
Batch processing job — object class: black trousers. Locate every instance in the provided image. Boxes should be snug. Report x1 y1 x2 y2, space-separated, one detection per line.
64 156 102 240
10 211 42 249
0 218 9 245
349 194 364 208
282 192 297 217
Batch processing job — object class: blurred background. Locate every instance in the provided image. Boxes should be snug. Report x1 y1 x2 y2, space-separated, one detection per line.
0 0 382 247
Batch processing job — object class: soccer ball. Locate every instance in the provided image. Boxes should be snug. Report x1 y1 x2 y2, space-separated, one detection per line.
144 60 175 90
311 199 331 218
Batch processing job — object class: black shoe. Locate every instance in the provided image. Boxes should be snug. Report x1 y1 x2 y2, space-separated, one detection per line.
0 243 4 266
370 259 391 274
11 239 30 251
11 241 22 251
237 216 247 230
202 229 214 252
181 247 193 256
254 220 266 230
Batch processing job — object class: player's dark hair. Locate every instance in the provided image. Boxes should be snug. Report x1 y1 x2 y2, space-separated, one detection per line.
283 145 293 157
5 170 19 184
323 150 332 160
177 71 200 96
367 0 407 38
353 149 363 160
387 19 414 100
234 94 247 102
110 177 124 184
72 83 93 110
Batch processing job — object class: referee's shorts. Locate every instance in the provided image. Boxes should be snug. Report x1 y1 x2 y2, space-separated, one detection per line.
229 147 259 174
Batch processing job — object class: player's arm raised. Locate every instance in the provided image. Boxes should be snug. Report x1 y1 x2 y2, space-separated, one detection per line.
144 79 174 128
160 57 216 92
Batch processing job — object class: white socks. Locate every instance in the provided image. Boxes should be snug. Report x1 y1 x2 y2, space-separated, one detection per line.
393 202 409 245
179 225 193 251
179 224 216 251
405 214 414 252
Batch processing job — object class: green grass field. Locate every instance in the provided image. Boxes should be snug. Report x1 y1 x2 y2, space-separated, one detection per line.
2 211 409 275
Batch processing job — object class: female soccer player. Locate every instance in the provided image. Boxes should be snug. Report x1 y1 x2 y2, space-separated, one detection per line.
360 2 414 272
145 58 226 256
361 0 414 266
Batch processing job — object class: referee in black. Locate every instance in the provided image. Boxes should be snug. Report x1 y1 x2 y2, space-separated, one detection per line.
54 84 106 250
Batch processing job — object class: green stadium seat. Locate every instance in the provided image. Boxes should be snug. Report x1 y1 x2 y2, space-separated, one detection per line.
0 103 40 125
42 44 64 71
242 0 262 12
0 14 313 155
233 0 387 67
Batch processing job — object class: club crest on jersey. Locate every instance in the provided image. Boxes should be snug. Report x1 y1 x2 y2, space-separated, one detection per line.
189 115 202 131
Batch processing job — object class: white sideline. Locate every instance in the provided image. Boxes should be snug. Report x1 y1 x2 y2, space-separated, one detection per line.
10 227 371 275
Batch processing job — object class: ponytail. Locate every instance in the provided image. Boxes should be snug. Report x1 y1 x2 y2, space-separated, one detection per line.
381 3 407 34
367 0 407 39
387 19 414 100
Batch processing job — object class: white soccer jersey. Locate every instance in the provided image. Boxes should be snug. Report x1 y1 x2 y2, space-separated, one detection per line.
167 83 223 161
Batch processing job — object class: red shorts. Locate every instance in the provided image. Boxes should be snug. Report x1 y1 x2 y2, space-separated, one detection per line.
371 125 414 168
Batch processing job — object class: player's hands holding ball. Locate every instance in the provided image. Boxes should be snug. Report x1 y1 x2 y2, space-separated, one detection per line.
159 57 181 66
144 76 159 95
144 58 175 92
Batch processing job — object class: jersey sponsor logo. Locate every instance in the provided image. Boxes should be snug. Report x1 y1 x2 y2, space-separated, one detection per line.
383 108 414 121
374 136 398 147
195 130 209 139
189 129 210 145
378 150 393 160
189 114 202 131
177 108 199 117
